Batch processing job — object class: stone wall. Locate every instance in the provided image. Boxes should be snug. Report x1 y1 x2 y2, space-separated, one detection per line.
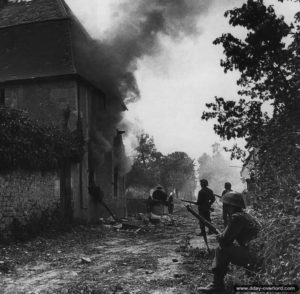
0 171 60 240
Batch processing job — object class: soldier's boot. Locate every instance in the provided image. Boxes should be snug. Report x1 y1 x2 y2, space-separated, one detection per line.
198 272 225 293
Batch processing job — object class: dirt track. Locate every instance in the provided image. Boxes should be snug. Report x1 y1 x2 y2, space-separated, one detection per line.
0 206 222 294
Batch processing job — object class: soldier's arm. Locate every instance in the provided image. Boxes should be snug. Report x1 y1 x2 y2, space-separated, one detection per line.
217 214 244 247
209 191 216 205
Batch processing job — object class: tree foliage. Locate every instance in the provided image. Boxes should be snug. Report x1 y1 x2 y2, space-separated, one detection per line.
160 151 196 198
202 0 300 206
126 132 196 196
126 133 163 188
0 107 84 173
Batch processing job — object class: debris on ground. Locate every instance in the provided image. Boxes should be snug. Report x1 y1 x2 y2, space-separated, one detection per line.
81 257 92 264
0 206 221 294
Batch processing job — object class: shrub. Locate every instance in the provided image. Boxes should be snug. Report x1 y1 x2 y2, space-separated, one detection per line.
234 207 300 286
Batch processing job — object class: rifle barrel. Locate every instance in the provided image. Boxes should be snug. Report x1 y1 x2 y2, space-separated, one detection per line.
185 205 220 235
181 199 197 205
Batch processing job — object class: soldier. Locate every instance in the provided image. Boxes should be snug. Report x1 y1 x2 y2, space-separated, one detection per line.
221 182 232 227
199 192 261 293
197 179 215 235
168 192 174 214
152 185 168 204
151 185 168 215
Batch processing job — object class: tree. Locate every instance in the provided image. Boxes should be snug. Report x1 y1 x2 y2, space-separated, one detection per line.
126 134 196 198
126 132 162 188
160 151 196 198
202 0 300 206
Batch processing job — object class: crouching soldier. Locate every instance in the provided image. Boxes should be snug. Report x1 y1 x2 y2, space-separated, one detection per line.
199 192 261 293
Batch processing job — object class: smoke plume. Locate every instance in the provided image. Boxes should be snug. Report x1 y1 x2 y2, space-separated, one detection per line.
67 0 214 168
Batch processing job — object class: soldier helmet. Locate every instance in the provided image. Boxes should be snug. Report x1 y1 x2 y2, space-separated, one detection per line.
224 182 231 189
156 185 163 190
200 179 208 187
222 192 245 209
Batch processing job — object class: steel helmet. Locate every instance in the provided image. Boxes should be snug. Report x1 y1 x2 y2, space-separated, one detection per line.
222 191 245 209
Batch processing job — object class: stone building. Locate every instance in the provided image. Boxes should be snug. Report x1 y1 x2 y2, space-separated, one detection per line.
0 0 128 235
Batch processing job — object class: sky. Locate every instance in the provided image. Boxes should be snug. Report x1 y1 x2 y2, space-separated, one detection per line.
66 0 299 160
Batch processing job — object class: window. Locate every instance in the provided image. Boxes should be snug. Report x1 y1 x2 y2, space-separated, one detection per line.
0 88 5 106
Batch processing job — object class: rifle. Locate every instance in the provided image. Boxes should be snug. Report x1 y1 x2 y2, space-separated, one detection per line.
101 201 118 221
181 199 214 212
181 199 197 205
184 204 221 253
89 185 118 221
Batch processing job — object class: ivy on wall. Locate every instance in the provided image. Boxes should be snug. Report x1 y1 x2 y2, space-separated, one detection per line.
0 107 84 173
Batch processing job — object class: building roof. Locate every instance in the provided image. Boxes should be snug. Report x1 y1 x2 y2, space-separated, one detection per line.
0 0 127 110
0 0 93 84
0 0 68 28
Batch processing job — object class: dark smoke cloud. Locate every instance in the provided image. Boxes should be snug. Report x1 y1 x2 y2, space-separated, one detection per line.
86 0 213 105
71 0 214 167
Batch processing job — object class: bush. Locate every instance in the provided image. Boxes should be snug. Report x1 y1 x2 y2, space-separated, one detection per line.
255 210 300 285
234 207 300 286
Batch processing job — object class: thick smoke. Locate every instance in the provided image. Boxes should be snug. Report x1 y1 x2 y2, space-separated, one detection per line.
68 0 214 170
97 0 212 103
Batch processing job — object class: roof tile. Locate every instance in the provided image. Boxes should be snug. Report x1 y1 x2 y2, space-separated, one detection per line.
0 0 68 28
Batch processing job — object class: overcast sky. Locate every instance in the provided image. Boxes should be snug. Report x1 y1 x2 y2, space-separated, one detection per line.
67 0 299 160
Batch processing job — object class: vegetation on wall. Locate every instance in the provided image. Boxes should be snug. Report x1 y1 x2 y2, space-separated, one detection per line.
0 106 84 173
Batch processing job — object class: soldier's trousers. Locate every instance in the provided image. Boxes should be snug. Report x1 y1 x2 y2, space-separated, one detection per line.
168 204 174 214
198 210 211 233
212 245 252 276
222 206 230 227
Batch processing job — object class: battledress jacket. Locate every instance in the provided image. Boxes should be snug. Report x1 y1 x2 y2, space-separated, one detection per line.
197 187 215 212
218 212 261 248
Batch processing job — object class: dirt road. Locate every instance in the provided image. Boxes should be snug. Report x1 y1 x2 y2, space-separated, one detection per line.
0 207 222 294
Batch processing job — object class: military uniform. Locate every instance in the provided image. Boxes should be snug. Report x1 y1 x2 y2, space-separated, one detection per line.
152 187 168 203
200 192 261 293
221 188 232 227
168 194 174 214
213 211 261 278
197 185 215 234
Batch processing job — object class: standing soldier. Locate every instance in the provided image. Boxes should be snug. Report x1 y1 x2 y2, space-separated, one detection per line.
221 182 232 227
197 179 215 235
199 192 261 293
151 185 168 215
152 185 168 204
168 192 174 214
